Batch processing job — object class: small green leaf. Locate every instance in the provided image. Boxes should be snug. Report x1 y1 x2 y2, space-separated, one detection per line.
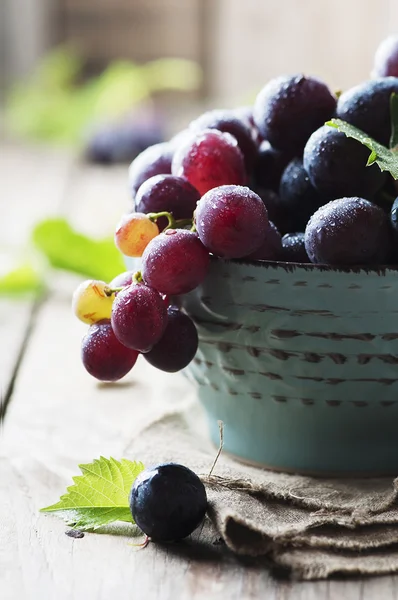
327 119 398 180
367 149 378 166
390 93 398 150
41 457 144 530
32 218 125 282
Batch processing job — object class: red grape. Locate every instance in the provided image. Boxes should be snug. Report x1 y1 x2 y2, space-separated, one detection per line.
172 129 247 196
195 185 269 259
135 174 199 231
129 142 173 199
81 321 139 381
247 221 282 261
109 271 134 288
141 229 209 295
189 109 257 172
143 306 198 372
111 283 167 352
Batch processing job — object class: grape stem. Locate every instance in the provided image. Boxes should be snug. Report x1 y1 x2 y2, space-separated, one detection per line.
147 211 193 231
133 271 143 284
208 420 224 478
104 286 123 297
148 211 175 229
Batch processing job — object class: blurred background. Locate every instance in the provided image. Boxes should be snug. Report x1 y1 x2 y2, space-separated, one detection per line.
3 0 398 103
1 0 398 296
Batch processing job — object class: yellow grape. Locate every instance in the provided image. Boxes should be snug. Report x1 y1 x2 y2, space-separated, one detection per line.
72 279 114 325
115 213 159 257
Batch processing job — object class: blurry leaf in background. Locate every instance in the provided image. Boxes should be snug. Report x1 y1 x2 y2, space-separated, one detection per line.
5 48 202 147
0 256 44 297
32 219 125 283
143 58 202 93
35 46 83 91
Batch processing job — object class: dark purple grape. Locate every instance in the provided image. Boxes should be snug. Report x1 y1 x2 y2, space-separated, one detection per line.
111 283 167 352
85 115 164 165
129 463 207 542
195 185 269 259
373 36 398 78
232 106 263 145
253 74 336 153
143 307 198 372
172 129 247 196
305 197 392 265
142 229 210 295
232 106 254 129
279 158 327 231
303 126 385 199
256 188 290 234
336 78 398 146
135 174 199 231
252 140 291 192
129 143 173 199
81 321 139 381
282 232 310 263
390 197 398 233
247 221 282 261
109 271 134 288
189 109 257 172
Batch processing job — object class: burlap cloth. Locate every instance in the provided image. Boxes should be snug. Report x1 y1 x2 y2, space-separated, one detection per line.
124 397 398 581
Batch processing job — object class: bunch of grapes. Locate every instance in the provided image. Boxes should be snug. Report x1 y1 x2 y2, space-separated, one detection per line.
72 35 398 382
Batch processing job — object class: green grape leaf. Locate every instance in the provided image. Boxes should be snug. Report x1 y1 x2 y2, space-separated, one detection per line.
41 457 144 530
390 93 398 150
326 118 398 179
32 218 125 282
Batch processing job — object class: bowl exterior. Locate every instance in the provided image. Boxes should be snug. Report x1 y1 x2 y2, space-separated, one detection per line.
182 259 398 475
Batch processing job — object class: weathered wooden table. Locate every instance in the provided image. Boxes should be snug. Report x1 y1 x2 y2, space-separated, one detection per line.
1 144 397 599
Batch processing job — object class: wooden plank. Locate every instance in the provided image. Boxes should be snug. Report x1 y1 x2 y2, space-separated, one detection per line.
0 300 35 414
0 144 74 411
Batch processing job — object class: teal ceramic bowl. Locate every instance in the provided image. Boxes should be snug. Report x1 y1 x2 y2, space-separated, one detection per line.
181 258 398 476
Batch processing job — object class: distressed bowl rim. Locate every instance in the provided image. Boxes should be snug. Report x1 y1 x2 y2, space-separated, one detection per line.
217 256 398 275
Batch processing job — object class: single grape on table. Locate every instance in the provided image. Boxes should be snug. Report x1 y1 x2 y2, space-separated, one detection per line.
129 463 207 541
